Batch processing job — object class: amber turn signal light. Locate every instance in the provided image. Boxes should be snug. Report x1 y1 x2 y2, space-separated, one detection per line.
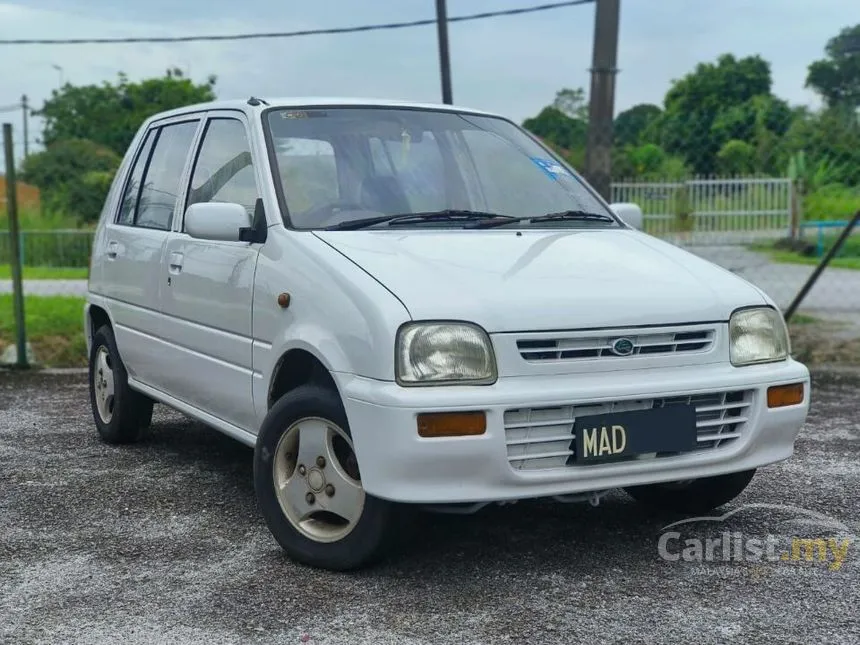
417 411 486 438
767 383 804 408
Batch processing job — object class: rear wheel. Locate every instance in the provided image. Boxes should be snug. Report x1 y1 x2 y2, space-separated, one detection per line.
254 385 393 570
623 469 757 514
88 325 154 444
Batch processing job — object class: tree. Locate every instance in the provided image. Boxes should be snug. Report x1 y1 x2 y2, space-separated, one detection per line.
716 140 756 175
22 139 121 223
652 54 775 174
522 88 590 169
551 87 589 121
522 107 587 152
709 94 793 174
613 143 690 180
614 104 662 147
36 68 216 156
806 24 860 108
781 105 860 186
710 95 792 145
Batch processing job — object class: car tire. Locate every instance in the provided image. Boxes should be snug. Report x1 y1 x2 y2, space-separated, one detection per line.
254 384 393 571
623 469 757 514
88 324 154 444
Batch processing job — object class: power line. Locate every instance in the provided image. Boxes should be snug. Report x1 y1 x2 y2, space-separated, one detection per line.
0 0 595 46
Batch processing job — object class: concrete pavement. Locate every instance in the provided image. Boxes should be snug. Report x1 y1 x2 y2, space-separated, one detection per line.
0 279 88 296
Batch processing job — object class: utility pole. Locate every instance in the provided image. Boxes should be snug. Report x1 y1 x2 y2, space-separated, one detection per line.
21 95 29 160
435 0 453 104
584 0 621 201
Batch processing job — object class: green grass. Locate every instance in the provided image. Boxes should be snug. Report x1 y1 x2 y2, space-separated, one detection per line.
808 232 860 256
0 294 86 366
0 265 88 279
0 206 83 230
751 233 860 271
803 184 860 222
761 250 860 270
787 313 819 325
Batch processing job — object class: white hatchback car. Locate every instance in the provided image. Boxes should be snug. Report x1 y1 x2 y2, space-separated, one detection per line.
86 97 810 570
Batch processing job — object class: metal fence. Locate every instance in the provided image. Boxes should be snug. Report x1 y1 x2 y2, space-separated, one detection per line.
0 230 93 268
611 176 795 241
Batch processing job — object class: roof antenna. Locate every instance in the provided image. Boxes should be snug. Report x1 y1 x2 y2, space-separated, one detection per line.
247 96 269 106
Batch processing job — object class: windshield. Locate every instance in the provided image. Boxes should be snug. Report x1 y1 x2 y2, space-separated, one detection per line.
263 107 618 230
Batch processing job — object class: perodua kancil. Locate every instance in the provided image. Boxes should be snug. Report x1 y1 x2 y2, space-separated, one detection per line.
85 98 810 569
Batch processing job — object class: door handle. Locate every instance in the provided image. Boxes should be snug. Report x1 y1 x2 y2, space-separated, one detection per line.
168 252 184 274
106 241 119 259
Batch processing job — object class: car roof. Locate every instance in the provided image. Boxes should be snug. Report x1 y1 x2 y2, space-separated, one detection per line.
147 97 504 124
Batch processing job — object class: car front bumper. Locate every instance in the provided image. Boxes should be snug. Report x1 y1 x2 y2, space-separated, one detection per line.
338 359 810 504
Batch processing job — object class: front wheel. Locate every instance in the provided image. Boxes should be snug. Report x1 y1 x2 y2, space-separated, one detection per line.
253 385 393 570
623 469 757 514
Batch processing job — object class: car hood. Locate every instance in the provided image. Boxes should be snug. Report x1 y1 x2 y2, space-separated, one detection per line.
313 229 767 332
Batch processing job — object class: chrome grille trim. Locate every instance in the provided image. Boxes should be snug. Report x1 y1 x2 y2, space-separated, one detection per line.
516 327 716 362
504 390 753 471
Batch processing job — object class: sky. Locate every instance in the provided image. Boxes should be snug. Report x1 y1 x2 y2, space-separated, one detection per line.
0 0 857 170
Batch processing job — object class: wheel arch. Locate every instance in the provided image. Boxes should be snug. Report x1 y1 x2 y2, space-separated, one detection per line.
85 301 113 356
267 346 341 410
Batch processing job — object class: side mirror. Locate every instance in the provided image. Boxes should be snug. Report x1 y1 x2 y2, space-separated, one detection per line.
184 202 252 242
610 202 644 231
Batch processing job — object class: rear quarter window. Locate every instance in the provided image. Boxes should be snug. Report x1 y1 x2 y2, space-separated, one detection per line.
115 119 199 230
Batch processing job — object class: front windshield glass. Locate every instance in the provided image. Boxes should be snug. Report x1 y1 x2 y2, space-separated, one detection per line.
264 107 617 230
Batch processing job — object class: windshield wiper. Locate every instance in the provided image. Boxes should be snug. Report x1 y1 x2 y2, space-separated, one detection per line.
467 209 617 229
532 210 616 223
324 210 515 230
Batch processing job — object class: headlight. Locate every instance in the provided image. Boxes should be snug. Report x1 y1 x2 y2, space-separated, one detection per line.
729 307 790 366
396 322 497 385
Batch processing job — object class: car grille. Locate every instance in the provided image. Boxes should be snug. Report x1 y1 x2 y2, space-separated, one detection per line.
516 328 716 362
504 390 753 471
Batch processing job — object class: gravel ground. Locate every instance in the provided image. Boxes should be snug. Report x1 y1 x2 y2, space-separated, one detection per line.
1 369 858 645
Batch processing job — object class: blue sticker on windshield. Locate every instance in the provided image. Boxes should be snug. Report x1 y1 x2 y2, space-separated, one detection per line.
531 157 571 179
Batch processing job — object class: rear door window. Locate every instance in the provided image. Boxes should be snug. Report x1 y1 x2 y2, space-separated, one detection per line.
116 129 156 226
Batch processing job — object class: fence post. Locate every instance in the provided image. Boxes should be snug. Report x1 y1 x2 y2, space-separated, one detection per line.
2 123 28 368
789 179 800 240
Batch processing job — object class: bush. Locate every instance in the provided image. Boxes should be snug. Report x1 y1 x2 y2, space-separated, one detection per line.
716 139 756 175
804 184 860 221
21 139 120 224
612 143 691 180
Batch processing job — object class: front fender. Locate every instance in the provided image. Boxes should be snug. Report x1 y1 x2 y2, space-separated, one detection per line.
252 324 376 428
251 228 412 428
